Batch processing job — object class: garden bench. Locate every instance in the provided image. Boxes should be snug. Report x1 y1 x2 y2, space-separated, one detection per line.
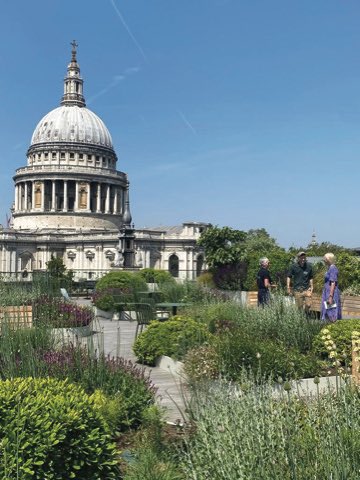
0 305 33 329
310 294 360 318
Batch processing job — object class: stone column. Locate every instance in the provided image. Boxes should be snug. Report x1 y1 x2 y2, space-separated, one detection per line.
51 180 56 211
96 183 101 213
32 181 35 211
24 182 28 210
14 184 18 211
75 181 79 211
105 184 110 214
63 180 68 212
10 249 17 274
146 250 151 268
113 188 118 214
41 181 45 211
86 182 91 211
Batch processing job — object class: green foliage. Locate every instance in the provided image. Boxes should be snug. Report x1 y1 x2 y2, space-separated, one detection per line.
96 271 147 294
242 248 292 291
243 228 279 254
123 448 183 480
183 345 220 382
215 331 321 381
91 389 129 434
183 377 360 479
0 326 56 379
33 295 93 327
133 316 211 365
138 268 175 285
192 297 322 354
196 271 215 288
298 241 351 257
336 252 360 290
0 377 119 479
46 255 74 288
198 226 292 291
94 271 148 311
0 281 41 307
42 348 156 432
312 319 360 359
197 225 247 268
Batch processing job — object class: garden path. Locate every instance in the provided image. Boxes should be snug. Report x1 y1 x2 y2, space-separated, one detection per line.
76 299 187 424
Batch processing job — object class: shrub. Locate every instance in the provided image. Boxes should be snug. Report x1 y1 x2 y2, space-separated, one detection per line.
96 271 147 293
94 272 148 311
183 345 220 382
138 268 175 285
216 330 321 380
196 271 215 288
312 318 360 359
133 316 211 366
41 346 157 431
183 377 360 479
0 377 119 479
33 295 94 327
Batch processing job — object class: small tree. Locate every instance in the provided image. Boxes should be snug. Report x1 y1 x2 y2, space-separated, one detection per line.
46 255 73 290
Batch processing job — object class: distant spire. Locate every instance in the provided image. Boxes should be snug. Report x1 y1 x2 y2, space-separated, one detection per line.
60 40 86 107
310 230 318 247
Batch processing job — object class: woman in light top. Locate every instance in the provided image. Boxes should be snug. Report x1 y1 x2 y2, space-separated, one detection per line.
321 253 342 322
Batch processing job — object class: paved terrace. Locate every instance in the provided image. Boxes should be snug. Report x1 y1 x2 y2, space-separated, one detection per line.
76 299 187 424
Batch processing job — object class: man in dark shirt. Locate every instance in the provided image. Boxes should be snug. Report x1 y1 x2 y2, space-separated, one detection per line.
287 251 313 316
257 257 272 306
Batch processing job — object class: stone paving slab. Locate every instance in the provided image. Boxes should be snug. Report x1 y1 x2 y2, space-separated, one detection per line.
75 300 187 423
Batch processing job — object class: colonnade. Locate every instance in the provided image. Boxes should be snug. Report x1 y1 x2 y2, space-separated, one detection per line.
14 179 124 215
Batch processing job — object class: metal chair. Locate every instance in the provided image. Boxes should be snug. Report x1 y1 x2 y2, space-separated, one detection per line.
129 303 157 338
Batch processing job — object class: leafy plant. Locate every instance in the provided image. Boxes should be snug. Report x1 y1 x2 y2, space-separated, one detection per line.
0 377 119 479
138 268 175 285
33 294 94 327
183 377 360 479
216 330 321 381
133 316 211 366
41 346 157 431
96 271 147 293
183 345 220 382
312 318 360 359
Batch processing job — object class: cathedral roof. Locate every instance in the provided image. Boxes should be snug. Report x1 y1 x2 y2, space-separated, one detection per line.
30 105 113 148
30 41 114 150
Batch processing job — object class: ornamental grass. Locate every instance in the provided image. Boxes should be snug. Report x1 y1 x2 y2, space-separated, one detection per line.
182 375 360 480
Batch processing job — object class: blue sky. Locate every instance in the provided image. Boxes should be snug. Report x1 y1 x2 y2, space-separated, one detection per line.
1 0 360 248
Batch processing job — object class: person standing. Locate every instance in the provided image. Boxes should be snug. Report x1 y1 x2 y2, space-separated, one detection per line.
287 251 313 316
257 257 272 306
321 253 342 322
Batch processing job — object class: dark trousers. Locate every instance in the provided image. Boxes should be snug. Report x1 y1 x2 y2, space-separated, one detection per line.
258 288 270 307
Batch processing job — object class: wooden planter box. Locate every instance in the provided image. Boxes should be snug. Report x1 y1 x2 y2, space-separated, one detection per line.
0 305 32 329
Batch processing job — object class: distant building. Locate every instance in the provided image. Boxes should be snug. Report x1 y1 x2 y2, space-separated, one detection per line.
0 43 208 281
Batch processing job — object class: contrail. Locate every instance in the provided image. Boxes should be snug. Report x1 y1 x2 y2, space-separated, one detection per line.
178 110 197 135
110 0 148 62
87 75 125 105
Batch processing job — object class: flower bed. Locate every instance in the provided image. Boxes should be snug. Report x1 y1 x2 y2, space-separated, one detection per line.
33 294 93 328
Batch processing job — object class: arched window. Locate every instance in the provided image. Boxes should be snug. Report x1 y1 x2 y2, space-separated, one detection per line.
196 255 204 277
168 254 179 278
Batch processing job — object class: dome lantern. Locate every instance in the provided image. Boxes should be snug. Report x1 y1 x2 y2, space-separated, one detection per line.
60 40 86 108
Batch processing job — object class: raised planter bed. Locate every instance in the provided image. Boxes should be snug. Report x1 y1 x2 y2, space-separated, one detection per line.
155 355 184 378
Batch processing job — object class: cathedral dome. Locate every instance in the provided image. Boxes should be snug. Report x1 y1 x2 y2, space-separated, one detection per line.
30 105 113 149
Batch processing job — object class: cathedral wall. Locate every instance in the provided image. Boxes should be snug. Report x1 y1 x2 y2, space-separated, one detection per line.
13 214 121 230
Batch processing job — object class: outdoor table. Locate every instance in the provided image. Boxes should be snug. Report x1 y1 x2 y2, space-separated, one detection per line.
138 291 164 301
155 302 191 316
